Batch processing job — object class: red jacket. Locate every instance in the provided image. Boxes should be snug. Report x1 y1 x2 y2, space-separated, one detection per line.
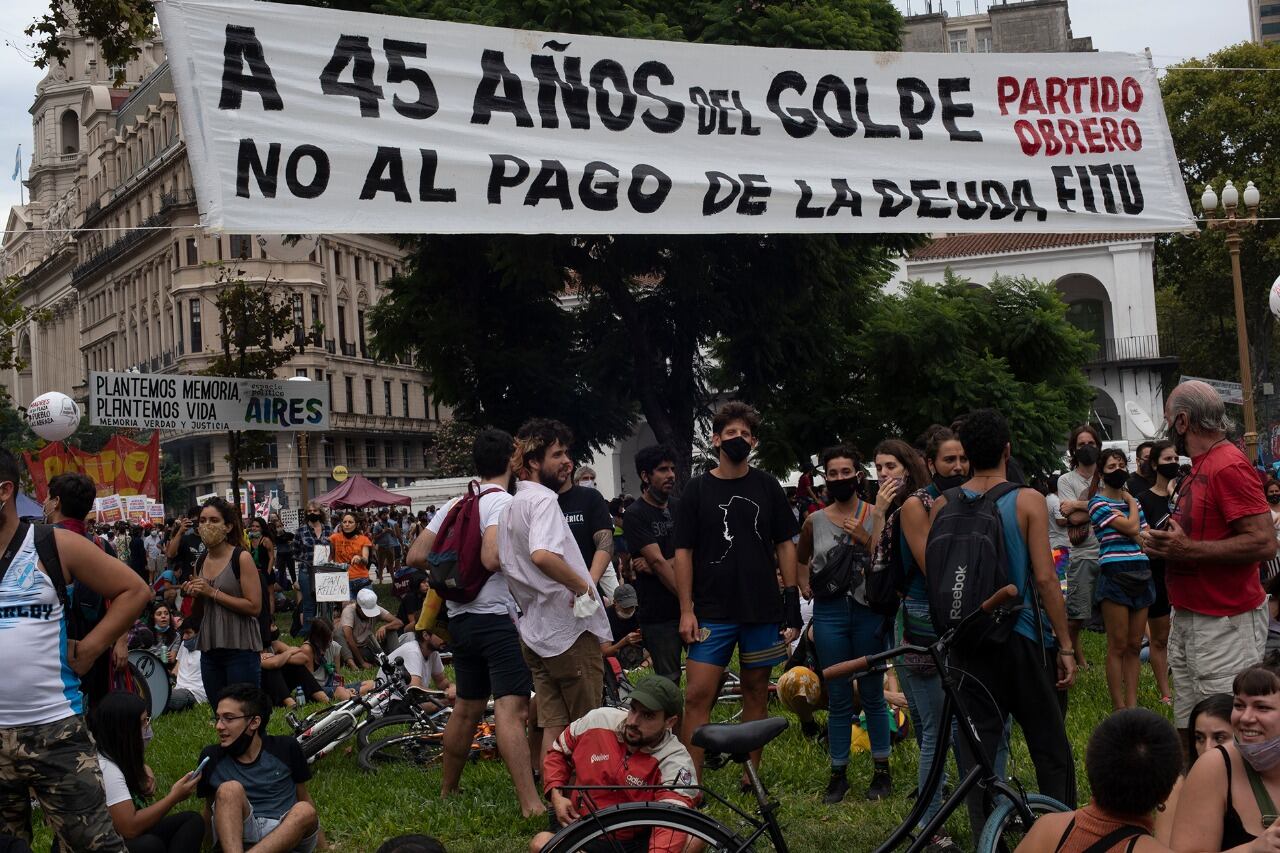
544 708 698 852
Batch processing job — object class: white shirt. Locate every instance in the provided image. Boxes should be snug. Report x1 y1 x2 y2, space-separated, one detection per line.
389 640 445 685
173 643 207 704
97 754 133 807
1057 469 1099 559
1045 492 1070 552
498 480 612 658
427 488 516 618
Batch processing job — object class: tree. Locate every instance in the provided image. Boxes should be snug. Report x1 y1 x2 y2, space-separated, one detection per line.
203 268 298 517
1156 42 1280 423
366 0 915 483
740 273 1094 476
430 418 479 477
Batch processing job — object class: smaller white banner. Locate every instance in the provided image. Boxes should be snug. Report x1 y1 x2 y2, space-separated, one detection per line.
89 371 330 432
279 508 299 531
314 570 351 602
1180 375 1244 406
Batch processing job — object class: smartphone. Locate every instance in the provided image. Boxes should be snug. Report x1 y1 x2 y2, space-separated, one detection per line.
1151 513 1171 532
188 755 211 778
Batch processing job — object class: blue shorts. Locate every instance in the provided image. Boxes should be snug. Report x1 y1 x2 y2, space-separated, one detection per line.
686 621 787 670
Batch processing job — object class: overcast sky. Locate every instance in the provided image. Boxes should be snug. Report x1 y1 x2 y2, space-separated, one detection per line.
0 0 1255 225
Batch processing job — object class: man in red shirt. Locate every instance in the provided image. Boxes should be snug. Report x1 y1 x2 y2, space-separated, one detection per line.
1144 380 1276 741
531 677 696 853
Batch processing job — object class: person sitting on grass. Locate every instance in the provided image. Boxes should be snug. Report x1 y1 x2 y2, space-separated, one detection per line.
166 618 208 713
388 629 454 708
89 691 205 853
1015 708 1181 852
338 587 403 669
530 676 697 853
197 684 323 853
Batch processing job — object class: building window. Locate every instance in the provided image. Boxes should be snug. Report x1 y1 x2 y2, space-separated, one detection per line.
295 369 308 378
1262 3 1280 16
948 31 968 53
292 294 304 347
1065 299 1106 351
310 294 321 344
365 439 378 468
402 382 410 418
337 303 347 345
402 442 412 469
184 237 198 266
357 310 368 358
325 372 333 413
215 236 224 261
176 300 184 354
344 438 356 465
373 260 381 283
354 257 362 281
384 381 393 417
1264 20 1280 34
976 27 992 52
314 368 323 382
189 299 202 351
323 439 335 469
365 378 374 415
344 376 353 412
332 249 343 277
230 234 252 259
247 437 279 470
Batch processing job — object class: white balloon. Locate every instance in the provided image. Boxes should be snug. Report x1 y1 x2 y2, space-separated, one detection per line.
26 392 80 441
1270 274 1280 320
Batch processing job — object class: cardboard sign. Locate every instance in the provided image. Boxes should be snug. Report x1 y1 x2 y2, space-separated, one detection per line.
314 570 351 602
279 508 299 531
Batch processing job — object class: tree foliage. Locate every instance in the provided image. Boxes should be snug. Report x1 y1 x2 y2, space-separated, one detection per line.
430 418 480 477
204 268 299 515
367 0 914 482
1157 42 1280 407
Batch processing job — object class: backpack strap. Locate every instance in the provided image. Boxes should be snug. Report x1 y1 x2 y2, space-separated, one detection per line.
1243 754 1280 827
32 524 68 609
1078 824 1147 853
0 521 32 588
1053 817 1077 852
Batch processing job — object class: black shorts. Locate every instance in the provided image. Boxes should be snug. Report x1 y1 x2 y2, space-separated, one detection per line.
449 612 533 701
545 812 648 853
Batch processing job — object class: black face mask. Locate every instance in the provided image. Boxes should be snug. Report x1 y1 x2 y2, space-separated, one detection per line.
1172 424 1190 459
719 436 752 464
1102 469 1129 490
341 528 357 538
1074 445 1099 467
225 724 258 758
1270 494 1280 506
306 513 322 523
1156 462 1180 481
933 472 967 493
826 478 857 503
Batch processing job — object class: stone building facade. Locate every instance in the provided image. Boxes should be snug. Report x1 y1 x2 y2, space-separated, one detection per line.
2 26 443 506
902 0 1094 55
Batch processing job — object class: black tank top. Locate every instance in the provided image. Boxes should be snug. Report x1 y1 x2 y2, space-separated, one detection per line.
1218 745 1258 848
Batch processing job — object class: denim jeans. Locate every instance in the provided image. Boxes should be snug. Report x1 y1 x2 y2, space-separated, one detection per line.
200 648 262 706
298 565 316 633
812 596 891 765
898 659 949 827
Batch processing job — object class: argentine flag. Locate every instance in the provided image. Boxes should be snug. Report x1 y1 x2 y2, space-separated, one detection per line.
10 145 19 181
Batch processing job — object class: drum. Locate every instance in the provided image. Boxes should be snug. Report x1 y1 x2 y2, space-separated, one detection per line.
128 649 171 719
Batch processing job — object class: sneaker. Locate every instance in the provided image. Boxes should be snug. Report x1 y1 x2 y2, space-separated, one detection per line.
823 771 850 804
924 835 960 852
866 767 892 801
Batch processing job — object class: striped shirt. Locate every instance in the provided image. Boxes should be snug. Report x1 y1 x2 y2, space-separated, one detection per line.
1088 495 1149 567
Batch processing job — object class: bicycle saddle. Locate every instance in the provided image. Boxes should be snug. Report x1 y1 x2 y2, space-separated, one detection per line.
692 717 788 759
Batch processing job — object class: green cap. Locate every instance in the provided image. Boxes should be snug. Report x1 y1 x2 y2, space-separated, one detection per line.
629 675 683 717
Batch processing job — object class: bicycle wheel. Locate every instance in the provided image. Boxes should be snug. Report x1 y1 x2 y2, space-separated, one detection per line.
358 732 445 772
299 713 357 761
974 792 1070 853
357 714 436 750
541 802 755 853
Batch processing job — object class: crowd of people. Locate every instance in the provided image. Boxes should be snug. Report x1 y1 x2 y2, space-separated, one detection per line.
1 379 1280 852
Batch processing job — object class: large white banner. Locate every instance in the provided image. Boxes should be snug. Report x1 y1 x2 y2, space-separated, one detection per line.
155 0 1195 235
89 371 330 432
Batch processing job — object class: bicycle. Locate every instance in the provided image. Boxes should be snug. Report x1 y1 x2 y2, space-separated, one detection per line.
540 585 1067 852
286 651 413 763
821 584 1070 853
358 711 499 772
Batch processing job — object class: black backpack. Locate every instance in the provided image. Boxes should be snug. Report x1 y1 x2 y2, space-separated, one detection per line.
925 482 1022 645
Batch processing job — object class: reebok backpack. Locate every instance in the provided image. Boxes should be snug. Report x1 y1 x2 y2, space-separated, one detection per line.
924 482 1022 645
427 483 503 603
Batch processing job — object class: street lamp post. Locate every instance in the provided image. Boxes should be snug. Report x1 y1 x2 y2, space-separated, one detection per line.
1201 179 1262 463
287 376 311 509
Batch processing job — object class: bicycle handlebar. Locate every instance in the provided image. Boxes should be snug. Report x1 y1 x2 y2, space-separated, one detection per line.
821 584 1020 681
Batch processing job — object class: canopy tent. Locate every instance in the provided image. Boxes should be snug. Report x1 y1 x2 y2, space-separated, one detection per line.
313 475 411 509
17 493 43 519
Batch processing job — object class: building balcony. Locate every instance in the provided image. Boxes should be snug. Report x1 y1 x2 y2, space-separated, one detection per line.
324 338 336 354
340 341 357 357
1086 334 1179 367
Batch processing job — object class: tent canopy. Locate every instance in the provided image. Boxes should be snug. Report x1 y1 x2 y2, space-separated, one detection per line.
313 474 411 509
17 493 43 519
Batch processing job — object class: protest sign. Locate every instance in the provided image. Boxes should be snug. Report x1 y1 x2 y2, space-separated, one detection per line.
154 0 1195 235
24 433 161 502
89 371 329 432
279 508 299 531
99 495 124 524
126 496 149 524
148 503 166 523
314 569 351 602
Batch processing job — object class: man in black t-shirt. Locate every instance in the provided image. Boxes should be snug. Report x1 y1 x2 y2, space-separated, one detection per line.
557 468 616 594
165 507 204 584
675 402 801 779
622 444 684 684
198 684 322 852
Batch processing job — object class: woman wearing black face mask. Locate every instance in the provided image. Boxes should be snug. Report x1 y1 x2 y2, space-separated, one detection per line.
1136 440 1178 705
293 503 332 636
1088 449 1155 711
1261 477 1280 587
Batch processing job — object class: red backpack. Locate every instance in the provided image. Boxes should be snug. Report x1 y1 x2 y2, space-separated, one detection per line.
426 483 504 602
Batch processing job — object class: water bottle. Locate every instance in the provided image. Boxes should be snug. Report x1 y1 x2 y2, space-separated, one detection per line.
292 686 305 706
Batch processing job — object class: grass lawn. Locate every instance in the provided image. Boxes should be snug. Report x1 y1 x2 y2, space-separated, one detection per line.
35 598 1156 852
